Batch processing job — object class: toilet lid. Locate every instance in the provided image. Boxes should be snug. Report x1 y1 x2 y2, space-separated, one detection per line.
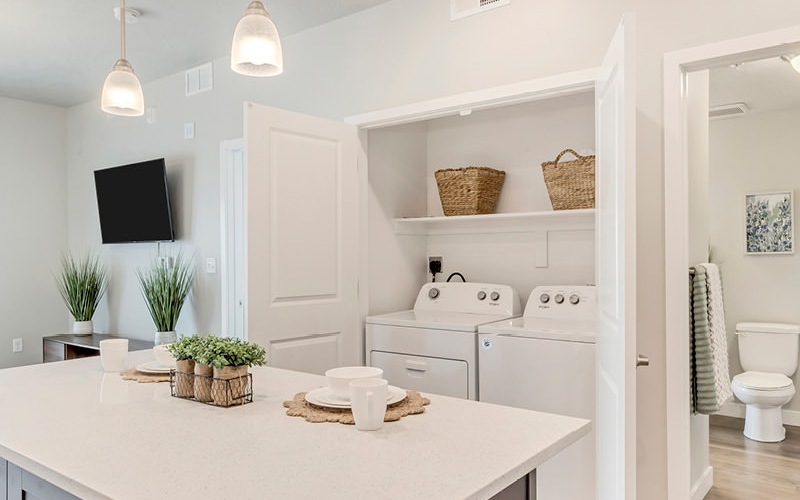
734 371 793 390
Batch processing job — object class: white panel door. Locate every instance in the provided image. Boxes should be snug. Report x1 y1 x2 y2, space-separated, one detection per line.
595 14 637 500
245 103 360 374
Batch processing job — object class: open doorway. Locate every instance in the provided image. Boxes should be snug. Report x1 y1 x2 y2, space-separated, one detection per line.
664 26 800 500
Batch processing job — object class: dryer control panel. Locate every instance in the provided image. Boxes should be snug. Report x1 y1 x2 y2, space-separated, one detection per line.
414 283 521 316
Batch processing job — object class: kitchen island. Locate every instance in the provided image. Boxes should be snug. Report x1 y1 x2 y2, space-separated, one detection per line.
0 351 589 499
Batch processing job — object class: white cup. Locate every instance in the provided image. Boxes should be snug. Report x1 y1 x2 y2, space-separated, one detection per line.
349 378 388 431
99 339 128 372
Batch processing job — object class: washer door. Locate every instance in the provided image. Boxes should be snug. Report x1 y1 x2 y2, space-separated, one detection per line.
370 351 469 399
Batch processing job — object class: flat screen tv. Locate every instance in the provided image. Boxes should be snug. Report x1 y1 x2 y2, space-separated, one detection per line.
94 158 175 244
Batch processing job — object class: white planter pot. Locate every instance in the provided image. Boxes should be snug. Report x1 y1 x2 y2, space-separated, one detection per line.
155 331 176 345
73 320 93 336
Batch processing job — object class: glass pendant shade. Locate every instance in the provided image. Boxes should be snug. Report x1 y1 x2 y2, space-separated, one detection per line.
101 59 144 116
231 1 283 77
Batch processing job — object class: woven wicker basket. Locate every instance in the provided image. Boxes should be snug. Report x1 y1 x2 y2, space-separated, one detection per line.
540 149 595 210
434 167 505 216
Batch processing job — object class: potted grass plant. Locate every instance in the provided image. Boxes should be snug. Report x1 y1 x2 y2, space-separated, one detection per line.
56 253 108 336
137 253 194 345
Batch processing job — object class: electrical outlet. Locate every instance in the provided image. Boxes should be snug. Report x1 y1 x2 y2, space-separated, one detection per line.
12 338 22 353
206 257 217 274
428 256 443 274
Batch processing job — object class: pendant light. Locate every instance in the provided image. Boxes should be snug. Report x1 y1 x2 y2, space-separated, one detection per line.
101 0 144 116
231 1 283 77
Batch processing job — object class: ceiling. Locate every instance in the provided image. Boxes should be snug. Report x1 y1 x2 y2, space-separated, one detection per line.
0 0 393 107
709 55 800 116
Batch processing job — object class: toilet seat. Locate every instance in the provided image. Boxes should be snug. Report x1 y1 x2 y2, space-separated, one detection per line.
733 371 793 391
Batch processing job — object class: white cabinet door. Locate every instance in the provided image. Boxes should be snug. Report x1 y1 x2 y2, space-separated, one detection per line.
595 14 637 500
245 103 360 374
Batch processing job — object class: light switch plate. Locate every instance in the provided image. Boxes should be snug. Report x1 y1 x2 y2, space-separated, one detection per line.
206 257 217 274
184 122 195 139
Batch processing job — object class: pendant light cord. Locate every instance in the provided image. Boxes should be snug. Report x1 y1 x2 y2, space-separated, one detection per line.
120 0 126 60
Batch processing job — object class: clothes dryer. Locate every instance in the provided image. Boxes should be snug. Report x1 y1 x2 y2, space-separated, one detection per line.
478 285 597 500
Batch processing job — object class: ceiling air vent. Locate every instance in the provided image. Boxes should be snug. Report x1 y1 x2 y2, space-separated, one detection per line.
709 102 750 120
185 62 213 97
451 0 510 21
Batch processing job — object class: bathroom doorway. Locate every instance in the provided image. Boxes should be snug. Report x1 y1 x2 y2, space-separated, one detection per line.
664 26 800 500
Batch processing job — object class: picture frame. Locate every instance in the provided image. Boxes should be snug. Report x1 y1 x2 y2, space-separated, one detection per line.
744 191 794 255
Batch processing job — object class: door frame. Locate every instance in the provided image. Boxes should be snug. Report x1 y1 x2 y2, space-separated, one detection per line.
220 138 246 340
663 25 800 500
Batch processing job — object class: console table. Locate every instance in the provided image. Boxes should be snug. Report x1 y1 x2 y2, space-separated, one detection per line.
42 334 154 363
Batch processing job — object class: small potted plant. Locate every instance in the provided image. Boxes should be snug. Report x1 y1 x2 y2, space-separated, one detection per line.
191 336 217 403
205 337 266 406
137 253 194 345
56 253 108 336
167 335 206 398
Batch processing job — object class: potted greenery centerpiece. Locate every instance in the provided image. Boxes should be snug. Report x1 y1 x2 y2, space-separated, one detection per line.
137 253 194 345
167 335 207 398
56 253 108 336
205 337 266 406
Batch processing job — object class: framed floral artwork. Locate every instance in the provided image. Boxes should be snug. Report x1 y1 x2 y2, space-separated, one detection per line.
744 191 794 255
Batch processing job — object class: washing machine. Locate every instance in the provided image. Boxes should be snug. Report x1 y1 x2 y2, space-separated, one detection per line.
478 285 597 500
365 282 520 400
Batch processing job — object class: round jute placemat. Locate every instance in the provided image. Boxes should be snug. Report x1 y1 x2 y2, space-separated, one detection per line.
283 390 430 425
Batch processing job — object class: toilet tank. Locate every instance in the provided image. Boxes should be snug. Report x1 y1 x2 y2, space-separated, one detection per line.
736 322 800 376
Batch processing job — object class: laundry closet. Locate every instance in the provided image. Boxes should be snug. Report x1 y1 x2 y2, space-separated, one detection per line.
352 75 598 318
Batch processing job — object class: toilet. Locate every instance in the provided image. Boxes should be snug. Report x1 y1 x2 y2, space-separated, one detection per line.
731 322 799 442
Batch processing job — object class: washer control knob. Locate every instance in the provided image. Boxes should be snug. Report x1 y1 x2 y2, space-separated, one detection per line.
554 294 565 304
540 294 550 304
428 288 440 299
490 291 500 301
477 291 487 301
569 294 580 305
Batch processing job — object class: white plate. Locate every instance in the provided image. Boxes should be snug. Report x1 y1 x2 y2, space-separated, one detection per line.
136 361 173 374
305 386 406 409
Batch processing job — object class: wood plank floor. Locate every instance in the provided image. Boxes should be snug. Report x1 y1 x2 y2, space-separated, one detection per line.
705 415 800 499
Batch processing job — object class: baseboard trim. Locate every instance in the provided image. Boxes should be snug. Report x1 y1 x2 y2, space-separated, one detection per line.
690 466 713 500
716 402 800 427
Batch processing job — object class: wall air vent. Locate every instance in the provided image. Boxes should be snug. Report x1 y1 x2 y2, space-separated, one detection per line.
709 102 750 120
185 62 213 97
451 0 510 21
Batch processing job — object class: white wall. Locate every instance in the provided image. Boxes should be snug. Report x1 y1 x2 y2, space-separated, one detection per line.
710 106 800 412
0 97 67 368
426 94 596 301
61 1 800 497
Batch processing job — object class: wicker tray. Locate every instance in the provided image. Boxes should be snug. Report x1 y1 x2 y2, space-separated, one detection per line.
540 149 595 210
434 167 505 216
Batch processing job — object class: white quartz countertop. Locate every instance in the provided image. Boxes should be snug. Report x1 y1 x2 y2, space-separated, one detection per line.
0 351 589 500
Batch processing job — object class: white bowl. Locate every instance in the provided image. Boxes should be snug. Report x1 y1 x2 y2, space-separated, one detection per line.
325 366 383 400
153 344 177 368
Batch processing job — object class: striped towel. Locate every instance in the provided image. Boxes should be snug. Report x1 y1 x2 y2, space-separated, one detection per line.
690 265 717 414
700 263 733 408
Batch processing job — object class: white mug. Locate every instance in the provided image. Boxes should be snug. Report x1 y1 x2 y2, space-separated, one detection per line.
349 378 388 431
99 339 128 372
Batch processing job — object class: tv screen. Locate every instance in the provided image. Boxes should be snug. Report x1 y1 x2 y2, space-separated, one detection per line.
94 158 175 244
